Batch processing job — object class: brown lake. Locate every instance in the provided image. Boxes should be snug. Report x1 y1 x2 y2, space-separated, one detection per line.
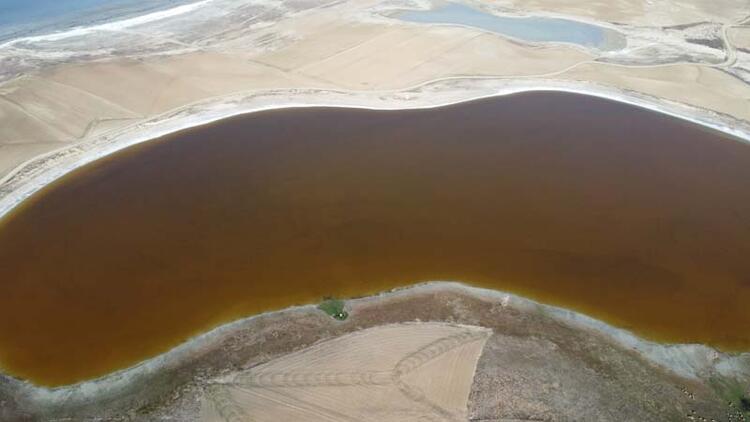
1 92 749 386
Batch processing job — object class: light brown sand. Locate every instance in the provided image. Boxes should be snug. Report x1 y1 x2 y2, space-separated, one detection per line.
200 323 491 422
730 26 750 49
558 63 750 118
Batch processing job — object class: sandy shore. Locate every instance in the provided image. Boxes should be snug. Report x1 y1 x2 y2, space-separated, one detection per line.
1 78 749 224
1 0 749 212
2 281 748 420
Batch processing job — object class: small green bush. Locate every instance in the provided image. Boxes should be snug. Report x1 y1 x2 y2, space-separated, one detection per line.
710 377 750 416
317 298 348 320
741 396 750 412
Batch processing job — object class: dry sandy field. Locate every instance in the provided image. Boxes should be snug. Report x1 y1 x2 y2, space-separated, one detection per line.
201 323 491 421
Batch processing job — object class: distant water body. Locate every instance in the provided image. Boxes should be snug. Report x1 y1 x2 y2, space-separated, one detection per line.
0 0 198 43
398 3 626 51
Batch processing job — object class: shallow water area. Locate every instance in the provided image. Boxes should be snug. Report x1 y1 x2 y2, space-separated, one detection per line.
0 0 196 44
0 92 749 386
397 3 626 51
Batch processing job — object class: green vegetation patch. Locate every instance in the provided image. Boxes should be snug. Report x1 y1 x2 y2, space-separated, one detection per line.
318 298 348 321
710 376 750 417
741 396 750 412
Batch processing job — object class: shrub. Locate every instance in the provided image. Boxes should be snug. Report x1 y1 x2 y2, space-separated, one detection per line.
317 298 348 320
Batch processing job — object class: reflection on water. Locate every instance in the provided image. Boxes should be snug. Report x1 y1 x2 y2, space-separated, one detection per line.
397 3 626 51
0 92 749 386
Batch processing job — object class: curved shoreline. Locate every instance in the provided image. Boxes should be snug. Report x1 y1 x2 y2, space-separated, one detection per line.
2 281 748 410
1 77 749 223
1 79 750 398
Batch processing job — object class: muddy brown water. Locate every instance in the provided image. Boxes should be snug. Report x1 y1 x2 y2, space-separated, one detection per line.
1 92 749 386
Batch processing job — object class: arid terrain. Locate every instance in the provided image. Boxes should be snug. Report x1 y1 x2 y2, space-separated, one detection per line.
201 323 491 421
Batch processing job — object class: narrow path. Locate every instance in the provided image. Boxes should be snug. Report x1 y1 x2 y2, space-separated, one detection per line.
719 23 737 68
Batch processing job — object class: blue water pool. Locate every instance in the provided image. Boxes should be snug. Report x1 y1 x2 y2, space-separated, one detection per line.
398 3 625 51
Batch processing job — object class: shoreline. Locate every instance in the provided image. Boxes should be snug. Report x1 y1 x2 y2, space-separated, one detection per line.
3 281 748 407
1 78 749 393
0 0 210 48
1 77 749 222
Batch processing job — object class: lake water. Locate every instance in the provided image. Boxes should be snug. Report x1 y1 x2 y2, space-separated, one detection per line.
0 0 195 43
0 92 749 386
398 3 626 51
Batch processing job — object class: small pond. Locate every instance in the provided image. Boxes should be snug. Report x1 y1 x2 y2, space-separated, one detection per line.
397 3 626 51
